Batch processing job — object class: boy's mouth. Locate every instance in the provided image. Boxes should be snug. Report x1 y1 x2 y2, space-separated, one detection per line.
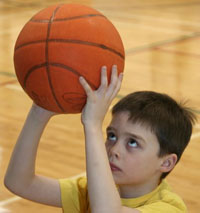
109 162 122 171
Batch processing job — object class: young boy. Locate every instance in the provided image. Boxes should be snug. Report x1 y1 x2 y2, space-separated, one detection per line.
4 65 196 213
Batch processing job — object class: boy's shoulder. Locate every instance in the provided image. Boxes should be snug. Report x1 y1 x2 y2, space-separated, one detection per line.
59 177 187 213
128 180 187 213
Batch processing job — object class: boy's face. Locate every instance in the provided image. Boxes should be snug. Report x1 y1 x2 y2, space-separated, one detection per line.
105 111 163 187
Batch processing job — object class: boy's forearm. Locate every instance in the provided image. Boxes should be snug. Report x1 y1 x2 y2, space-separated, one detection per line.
4 106 51 191
80 66 124 212
84 125 122 213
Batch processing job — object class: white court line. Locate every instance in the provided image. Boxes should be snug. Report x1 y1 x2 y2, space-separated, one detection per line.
114 19 191 35
5 84 23 92
107 11 200 27
191 131 200 140
194 124 200 129
0 197 22 207
0 207 10 213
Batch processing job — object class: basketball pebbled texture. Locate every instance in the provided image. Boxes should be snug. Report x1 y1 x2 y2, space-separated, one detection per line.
14 4 125 113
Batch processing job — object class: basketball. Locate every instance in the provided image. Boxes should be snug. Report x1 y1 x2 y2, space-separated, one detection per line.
14 4 125 113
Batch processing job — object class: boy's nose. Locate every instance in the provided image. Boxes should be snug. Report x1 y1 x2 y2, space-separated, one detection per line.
109 142 122 159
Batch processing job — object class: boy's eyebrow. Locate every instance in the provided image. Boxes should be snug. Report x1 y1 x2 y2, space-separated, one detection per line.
106 126 115 131
106 126 146 144
126 132 146 144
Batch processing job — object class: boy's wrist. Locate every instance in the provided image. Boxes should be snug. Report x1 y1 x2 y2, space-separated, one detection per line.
84 125 104 145
83 123 103 134
28 104 53 123
83 121 102 130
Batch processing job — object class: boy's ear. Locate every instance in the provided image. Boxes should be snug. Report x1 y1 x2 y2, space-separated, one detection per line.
160 154 178 173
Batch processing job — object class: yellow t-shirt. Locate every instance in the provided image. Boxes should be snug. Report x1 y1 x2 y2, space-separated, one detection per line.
59 176 187 213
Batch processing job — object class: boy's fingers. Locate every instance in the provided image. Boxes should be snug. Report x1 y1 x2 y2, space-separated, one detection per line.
101 66 108 86
110 65 118 85
79 76 93 96
118 72 123 82
98 66 108 92
107 65 122 98
79 65 123 100
110 72 123 101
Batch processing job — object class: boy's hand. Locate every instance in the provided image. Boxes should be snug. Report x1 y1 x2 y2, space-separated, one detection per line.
79 65 123 127
30 103 57 121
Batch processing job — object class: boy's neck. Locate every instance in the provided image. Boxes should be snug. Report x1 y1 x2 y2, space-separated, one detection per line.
117 178 161 199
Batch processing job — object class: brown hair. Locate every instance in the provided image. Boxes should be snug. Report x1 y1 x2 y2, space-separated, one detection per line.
112 91 196 179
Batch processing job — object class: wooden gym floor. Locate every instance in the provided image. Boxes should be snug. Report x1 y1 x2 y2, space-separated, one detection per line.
0 0 200 212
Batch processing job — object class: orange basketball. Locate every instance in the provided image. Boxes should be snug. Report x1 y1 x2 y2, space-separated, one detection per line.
14 4 125 113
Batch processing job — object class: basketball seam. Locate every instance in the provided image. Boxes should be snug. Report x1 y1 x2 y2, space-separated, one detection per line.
45 5 65 112
23 63 47 88
23 62 97 90
50 63 97 89
30 14 105 23
15 39 125 59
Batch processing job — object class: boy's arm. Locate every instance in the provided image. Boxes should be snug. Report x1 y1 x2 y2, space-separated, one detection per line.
80 66 140 213
4 104 62 207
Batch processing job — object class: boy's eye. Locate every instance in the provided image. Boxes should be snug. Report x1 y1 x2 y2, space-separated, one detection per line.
128 139 138 148
107 132 117 141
